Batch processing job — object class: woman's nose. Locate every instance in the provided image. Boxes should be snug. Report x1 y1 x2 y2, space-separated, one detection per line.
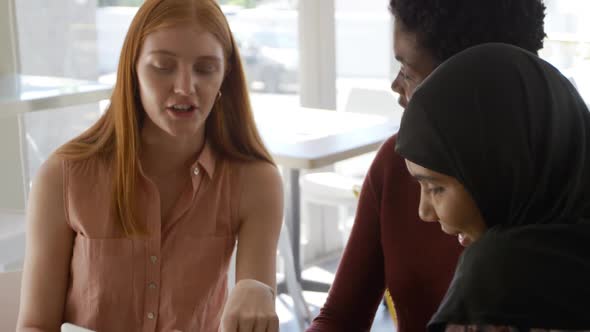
173 69 196 95
391 72 403 95
418 193 438 222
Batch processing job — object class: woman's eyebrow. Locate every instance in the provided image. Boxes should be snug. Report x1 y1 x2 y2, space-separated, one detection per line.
147 51 222 62
148 49 177 56
196 55 223 62
412 174 440 183
395 54 415 67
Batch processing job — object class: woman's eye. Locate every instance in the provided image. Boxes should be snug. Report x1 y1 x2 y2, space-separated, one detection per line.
195 64 217 74
152 63 173 72
423 184 444 195
398 67 413 82
430 187 444 195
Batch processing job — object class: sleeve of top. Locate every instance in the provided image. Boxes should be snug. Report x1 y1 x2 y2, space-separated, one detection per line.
305 147 387 332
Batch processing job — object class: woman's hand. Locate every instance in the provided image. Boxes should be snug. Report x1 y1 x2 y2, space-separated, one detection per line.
220 279 279 332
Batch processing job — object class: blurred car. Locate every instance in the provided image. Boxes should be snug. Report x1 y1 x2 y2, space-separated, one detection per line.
234 28 298 93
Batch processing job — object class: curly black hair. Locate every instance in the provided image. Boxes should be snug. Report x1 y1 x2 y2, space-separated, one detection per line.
389 0 546 62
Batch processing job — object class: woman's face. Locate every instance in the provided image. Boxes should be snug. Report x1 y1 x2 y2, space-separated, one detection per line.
136 23 226 139
405 160 487 247
391 20 438 108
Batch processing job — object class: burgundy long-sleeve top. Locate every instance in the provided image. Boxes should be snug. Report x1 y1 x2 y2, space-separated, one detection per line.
306 134 463 332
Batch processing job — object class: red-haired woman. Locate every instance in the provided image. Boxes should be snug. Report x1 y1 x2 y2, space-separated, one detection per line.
17 1 282 331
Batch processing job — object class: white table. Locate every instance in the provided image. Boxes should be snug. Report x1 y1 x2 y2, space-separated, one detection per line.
255 107 399 292
0 74 113 117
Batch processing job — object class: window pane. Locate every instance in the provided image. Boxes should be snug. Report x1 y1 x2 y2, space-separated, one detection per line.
541 0 590 104
224 0 300 110
334 0 401 119
96 4 139 84
15 0 101 80
23 103 105 184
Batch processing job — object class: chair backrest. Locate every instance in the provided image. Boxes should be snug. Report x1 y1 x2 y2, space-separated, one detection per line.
343 87 403 121
0 270 22 331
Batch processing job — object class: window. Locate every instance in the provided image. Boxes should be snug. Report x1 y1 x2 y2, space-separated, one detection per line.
541 0 590 104
225 1 300 110
334 0 400 115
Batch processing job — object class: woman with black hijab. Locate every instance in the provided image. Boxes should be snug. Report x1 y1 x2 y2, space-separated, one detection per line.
395 43 590 331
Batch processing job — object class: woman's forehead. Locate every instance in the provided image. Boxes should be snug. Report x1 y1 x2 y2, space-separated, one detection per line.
141 24 224 59
393 21 437 72
405 159 453 183
393 21 421 66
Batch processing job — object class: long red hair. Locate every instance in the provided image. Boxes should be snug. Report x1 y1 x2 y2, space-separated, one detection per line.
57 0 273 236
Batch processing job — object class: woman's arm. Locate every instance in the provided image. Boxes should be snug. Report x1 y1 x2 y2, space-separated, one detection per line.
220 161 283 332
17 156 75 332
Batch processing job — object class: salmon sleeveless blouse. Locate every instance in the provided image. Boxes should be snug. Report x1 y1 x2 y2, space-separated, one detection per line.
62 144 243 332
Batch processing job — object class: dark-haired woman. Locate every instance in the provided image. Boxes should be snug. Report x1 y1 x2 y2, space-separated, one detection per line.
307 1 547 331
397 42 590 332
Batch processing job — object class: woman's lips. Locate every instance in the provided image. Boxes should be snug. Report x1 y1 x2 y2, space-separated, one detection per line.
166 106 197 118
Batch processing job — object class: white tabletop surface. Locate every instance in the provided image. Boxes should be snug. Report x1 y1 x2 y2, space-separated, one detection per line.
255 107 399 169
0 74 113 117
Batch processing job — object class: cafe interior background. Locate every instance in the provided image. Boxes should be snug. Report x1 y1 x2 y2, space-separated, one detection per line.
1 0 589 330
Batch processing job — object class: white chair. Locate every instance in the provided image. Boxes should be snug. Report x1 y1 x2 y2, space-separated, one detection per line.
0 210 27 272
300 172 362 245
0 270 22 331
300 87 401 242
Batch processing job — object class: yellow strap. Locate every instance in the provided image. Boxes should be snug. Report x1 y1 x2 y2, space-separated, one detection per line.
384 289 398 327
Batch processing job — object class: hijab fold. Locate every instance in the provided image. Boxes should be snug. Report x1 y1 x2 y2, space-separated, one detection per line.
395 43 590 330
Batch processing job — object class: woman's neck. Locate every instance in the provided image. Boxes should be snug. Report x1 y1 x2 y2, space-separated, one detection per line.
139 122 205 177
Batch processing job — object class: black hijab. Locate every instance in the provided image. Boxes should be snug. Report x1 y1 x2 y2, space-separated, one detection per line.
395 43 590 330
